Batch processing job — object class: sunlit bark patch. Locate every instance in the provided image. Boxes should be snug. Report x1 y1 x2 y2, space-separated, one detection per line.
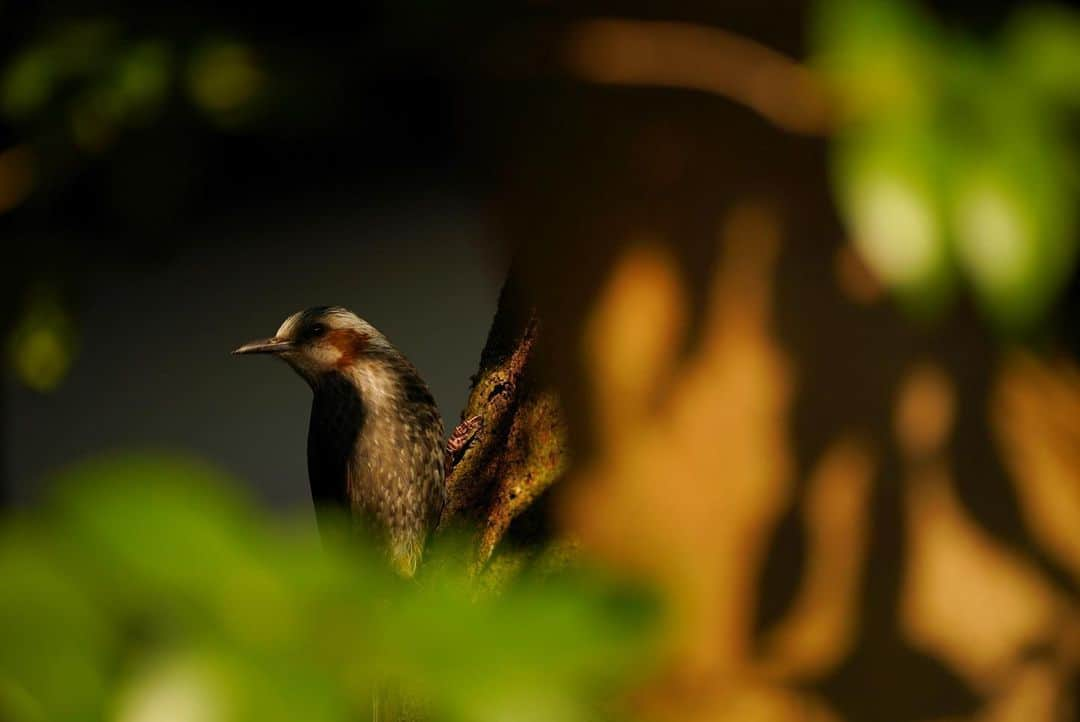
760 437 875 681
563 200 795 714
994 353 1080 582
894 361 955 461
900 466 1063 688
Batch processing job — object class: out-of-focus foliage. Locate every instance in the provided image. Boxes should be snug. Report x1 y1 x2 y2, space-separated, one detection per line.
0 19 276 392
1 21 265 152
0 453 659 722
186 39 265 126
0 18 274 274
6 283 78 393
814 0 1080 330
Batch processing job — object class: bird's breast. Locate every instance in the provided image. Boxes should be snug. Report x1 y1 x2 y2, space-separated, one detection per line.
308 362 444 552
307 371 366 514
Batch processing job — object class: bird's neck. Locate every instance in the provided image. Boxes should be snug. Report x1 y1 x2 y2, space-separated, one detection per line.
311 370 364 415
309 360 409 466
324 358 403 417
307 360 410 531
306 370 366 519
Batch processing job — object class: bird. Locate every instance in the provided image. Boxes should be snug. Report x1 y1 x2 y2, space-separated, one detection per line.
234 306 445 577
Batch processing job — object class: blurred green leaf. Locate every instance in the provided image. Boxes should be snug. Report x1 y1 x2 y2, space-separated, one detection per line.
2 21 118 120
115 652 229 722
187 40 264 126
811 0 943 122
1006 4 1080 110
832 121 954 315
0 522 113 720
816 0 1080 332
0 453 660 722
7 285 78 392
2 49 57 118
113 41 172 119
950 125 1078 330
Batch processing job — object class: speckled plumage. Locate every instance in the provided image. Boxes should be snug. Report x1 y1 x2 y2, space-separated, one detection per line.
235 306 445 576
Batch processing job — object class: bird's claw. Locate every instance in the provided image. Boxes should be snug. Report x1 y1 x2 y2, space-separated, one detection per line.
445 414 483 475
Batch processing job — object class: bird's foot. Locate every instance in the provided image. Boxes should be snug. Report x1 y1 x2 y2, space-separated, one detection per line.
445 414 483 475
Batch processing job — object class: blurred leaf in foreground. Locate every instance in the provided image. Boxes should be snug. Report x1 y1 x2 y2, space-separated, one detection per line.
0 452 660 722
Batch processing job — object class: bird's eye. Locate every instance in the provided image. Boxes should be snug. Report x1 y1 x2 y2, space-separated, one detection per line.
309 323 327 338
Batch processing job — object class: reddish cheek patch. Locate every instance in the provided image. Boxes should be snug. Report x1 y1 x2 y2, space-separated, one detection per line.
327 329 369 367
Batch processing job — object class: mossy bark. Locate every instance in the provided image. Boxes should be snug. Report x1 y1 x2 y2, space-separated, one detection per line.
437 270 568 572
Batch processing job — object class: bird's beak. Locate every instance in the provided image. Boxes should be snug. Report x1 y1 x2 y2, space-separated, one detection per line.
232 337 294 355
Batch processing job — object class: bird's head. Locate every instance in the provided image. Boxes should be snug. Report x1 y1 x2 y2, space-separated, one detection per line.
233 306 391 384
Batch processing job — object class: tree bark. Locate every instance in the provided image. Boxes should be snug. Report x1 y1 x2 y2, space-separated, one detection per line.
438 269 568 574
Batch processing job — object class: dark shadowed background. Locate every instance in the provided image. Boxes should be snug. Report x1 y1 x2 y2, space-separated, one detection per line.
5 187 502 507
0 1 513 510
